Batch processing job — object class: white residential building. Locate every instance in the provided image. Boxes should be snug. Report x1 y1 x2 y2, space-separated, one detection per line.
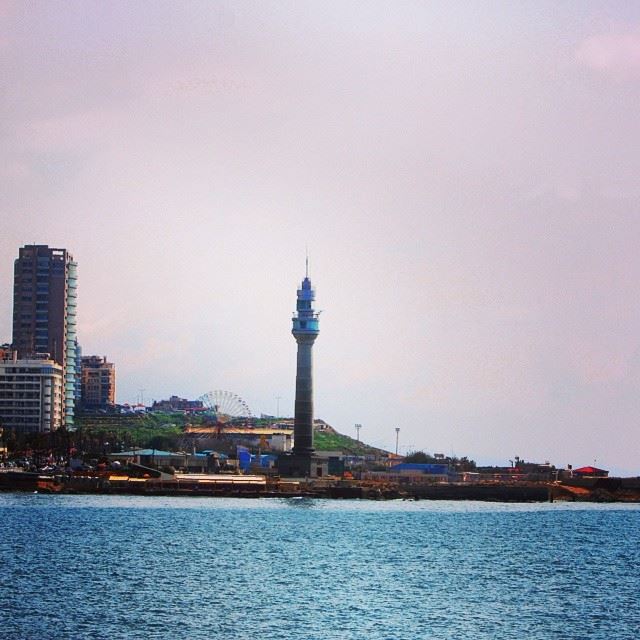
0 357 63 433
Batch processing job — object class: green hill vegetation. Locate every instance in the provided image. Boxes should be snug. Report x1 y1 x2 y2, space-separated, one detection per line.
72 412 388 456
73 413 182 450
313 427 386 456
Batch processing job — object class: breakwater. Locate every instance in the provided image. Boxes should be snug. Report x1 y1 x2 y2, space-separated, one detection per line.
2 470 639 501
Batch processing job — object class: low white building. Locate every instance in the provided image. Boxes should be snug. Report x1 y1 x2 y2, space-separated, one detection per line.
0 357 63 433
269 433 293 452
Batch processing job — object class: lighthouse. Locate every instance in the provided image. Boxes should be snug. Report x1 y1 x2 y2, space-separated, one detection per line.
278 261 326 477
291 261 320 456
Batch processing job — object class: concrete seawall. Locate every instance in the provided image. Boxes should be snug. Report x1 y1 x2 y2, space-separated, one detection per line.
2 472 639 502
406 484 550 502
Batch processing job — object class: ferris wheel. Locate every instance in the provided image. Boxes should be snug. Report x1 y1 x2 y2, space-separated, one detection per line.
198 390 252 421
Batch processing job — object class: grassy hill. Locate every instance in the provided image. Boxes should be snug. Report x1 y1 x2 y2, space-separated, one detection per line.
74 413 184 448
314 426 387 456
75 413 388 455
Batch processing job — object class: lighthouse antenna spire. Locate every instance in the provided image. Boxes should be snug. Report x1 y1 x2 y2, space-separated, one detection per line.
285 256 320 471
305 246 309 278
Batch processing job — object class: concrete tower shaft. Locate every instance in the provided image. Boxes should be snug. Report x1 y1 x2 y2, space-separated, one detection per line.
291 275 319 456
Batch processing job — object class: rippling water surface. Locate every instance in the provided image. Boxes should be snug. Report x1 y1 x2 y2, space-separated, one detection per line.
1 494 638 639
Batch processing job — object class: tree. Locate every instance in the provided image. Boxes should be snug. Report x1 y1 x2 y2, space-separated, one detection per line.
146 434 180 451
404 451 437 463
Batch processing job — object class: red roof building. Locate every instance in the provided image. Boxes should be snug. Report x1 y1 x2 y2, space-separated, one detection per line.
573 466 609 477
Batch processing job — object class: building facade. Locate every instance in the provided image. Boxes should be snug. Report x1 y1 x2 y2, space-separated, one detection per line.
12 245 78 427
0 344 13 361
74 339 82 404
80 355 116 408
151 396 204 412
0 357 63 433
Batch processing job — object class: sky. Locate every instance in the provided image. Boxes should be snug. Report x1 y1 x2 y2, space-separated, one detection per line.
1 1 640 475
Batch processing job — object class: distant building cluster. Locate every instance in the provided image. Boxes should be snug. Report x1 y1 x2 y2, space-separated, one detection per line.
0 245 117 433
151 395 204 413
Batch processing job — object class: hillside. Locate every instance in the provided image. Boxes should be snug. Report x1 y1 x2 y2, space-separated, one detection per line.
74 413 388 455
313 423 388 456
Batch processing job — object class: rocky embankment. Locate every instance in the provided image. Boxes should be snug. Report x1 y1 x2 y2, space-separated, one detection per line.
551 477 640 503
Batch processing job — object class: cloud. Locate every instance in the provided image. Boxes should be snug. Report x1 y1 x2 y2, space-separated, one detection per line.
575 26 640 78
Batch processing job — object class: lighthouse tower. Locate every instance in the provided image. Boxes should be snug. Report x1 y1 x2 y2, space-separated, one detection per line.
278 261 326 477
291 261 320 456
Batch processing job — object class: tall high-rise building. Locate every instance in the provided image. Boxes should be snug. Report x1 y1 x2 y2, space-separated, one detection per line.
12 245 78 428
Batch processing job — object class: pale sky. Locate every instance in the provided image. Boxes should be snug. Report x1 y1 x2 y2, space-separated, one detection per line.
2 1 640 474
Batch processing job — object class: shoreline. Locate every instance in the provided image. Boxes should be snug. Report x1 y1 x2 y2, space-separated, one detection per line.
2 470 639 502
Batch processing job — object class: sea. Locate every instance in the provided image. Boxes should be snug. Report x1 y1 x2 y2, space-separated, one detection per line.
0 494 638 640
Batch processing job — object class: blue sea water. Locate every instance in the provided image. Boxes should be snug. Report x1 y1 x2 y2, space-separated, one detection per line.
0 495 638 640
